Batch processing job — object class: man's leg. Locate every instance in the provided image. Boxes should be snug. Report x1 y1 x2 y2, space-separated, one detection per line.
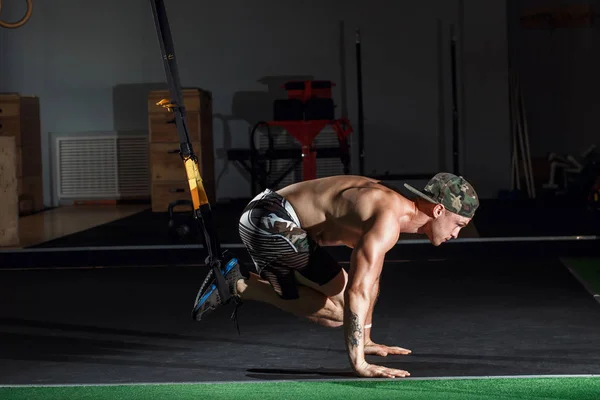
236 269 347 328
235 189 347 327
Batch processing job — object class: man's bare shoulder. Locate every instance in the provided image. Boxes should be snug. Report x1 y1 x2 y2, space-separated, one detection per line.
346 184 407 241
361 183 417 235
354 180 411 212
357 196 404 253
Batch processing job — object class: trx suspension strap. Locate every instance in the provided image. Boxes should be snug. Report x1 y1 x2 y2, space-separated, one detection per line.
149 0 233 312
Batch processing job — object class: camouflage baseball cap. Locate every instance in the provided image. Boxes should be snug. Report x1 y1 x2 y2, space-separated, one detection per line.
404 173 479 218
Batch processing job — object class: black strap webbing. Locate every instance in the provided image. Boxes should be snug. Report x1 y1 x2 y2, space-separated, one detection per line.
149 0 231 306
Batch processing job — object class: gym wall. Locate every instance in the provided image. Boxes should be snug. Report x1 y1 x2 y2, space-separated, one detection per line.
0 0 510 204
507 0 600 159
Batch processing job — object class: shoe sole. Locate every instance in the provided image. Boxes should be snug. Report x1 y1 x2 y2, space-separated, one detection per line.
192 257 239 320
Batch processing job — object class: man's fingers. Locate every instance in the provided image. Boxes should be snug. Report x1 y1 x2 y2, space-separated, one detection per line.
388 346 412 354
394 369 410 377
384 367 410 378
371 346 411 355
376 366 410 378
359 363 410 378
376 370 394 378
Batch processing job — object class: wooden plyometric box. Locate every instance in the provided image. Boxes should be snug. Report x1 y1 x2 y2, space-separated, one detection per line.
148 88 215 212
0 136 19 247
0 93 44 214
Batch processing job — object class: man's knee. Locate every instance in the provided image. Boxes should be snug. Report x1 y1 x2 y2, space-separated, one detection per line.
323 271 347 313
294 269 347 300
324 319 343 328
325 295 345 328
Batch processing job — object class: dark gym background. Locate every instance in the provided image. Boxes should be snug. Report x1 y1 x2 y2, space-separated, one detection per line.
0 0 543 203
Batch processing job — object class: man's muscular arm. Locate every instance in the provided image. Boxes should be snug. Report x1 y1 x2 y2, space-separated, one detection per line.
344 212 410 378
364 280 379 338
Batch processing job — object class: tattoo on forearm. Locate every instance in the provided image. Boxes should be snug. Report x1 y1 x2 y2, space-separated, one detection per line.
345 310 362 349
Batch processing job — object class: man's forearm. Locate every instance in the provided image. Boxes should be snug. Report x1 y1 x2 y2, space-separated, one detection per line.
364 281 380 341
344 288 371 369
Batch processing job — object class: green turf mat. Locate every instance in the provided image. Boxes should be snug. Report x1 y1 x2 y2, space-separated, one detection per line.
2 377 600 400
562 257 600 296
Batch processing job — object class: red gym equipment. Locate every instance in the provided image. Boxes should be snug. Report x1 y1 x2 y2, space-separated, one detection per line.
228 80 354 194
265 118 352 181
265 80 352 181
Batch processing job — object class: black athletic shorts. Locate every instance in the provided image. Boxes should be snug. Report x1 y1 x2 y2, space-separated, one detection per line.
238 189 342 300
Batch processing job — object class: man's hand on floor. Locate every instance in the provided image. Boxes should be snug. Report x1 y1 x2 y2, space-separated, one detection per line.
364 340 412 357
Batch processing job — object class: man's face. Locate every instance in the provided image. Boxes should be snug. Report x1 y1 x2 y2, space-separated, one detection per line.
427 206 471 246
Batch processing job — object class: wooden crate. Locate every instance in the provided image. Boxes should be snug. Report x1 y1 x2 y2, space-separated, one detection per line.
0 93 43 214
150 141 201 182
148 89 215 212
0 137 19 247
151 181 192 213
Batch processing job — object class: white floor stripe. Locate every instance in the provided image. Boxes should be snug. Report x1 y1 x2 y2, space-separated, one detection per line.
0 259 449 271
0 374 598 388
1 235 597 254
0 264 205 271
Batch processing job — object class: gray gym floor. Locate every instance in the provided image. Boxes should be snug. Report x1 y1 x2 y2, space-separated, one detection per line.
1 253 599 385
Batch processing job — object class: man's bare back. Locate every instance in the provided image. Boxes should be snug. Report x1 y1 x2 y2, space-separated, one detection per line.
277 175 415 248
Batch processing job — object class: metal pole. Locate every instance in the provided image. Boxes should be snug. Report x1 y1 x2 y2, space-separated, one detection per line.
450 25 460 176
356 29 365 175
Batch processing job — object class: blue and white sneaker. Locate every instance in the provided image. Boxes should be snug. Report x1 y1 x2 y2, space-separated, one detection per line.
192 252 249 323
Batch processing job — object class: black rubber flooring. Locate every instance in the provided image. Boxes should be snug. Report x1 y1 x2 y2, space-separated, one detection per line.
1 256 599 385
